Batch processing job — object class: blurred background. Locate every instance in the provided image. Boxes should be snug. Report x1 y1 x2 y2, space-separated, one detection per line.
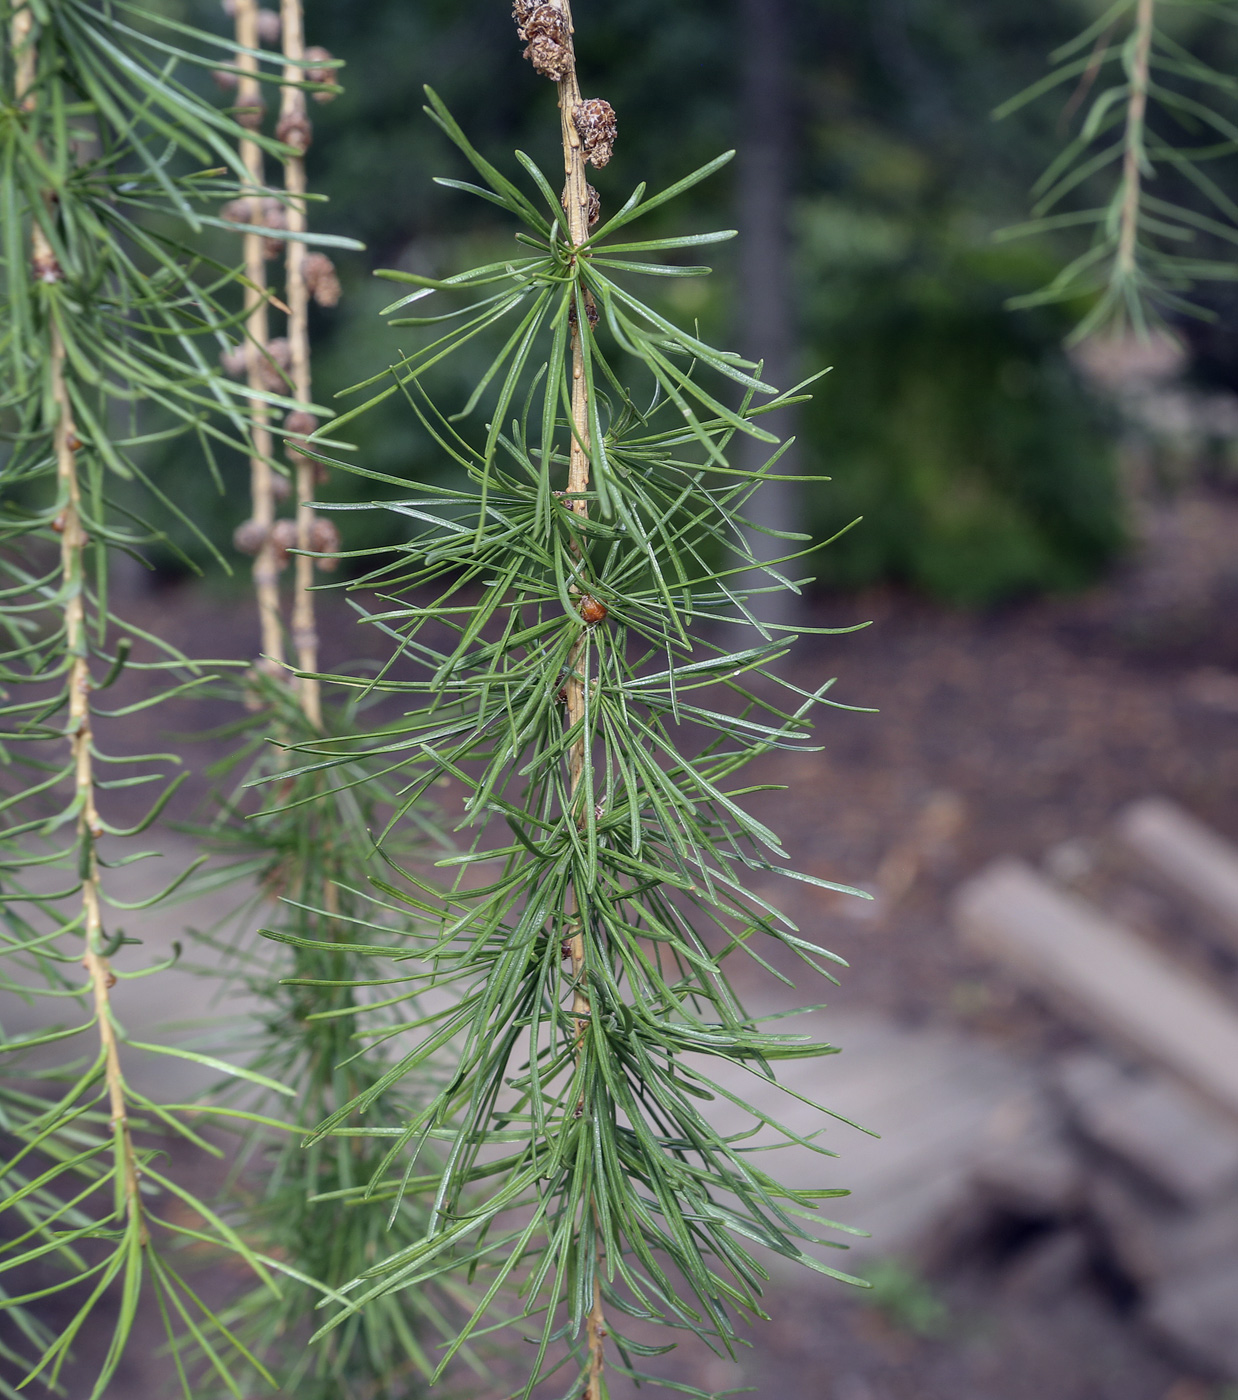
159 0 1148 602
79 0 1238 1396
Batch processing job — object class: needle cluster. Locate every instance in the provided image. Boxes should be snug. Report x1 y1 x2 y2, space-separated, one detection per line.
0 3 325 1394
279 51 868 1397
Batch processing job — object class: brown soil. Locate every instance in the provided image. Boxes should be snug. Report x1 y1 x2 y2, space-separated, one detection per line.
752 490 1238 1050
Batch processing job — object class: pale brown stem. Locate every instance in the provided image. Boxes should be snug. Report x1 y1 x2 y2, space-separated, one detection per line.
549 6 608 1392
584 1253 607 1400
280 0 322 728
57 344 141 1220
12 2 33 107
235 0 285 670
553 0 593 1024
14 4 142 1225
1117 0 1155 283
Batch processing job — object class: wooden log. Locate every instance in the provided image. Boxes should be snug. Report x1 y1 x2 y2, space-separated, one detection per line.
1057 1052 1238 1207
1147 1257 1238 1378
955 859 1238 1122
1117 797 1238 956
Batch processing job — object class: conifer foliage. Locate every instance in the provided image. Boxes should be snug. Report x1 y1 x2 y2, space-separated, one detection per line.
0 3 319 1394
1 2 867 1397
187 5 458 1398
999 0 1238 336
283 3 868 1395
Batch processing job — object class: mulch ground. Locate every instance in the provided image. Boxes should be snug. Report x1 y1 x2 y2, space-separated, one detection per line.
752 489 1238 1046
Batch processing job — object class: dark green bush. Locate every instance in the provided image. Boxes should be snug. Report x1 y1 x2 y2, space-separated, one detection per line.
799 223 1123 604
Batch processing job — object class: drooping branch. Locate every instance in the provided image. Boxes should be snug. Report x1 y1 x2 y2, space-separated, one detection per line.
233 0 286 671
58 351 144 1224
292 49 867 1383
279 0 325 729
555 0 595 1042
1 6 371 1388
1116 0 1155 286
11 1 143 1227
519 2 613 1389
994 0 1238 336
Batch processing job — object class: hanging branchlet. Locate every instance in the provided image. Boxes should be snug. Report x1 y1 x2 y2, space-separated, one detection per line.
278 0 327 728
303 45 339 99
230 0 286 671
0 5 330 1394
177 19 450 1395
998 0 1238 338
43 150 143 1284
278 2 865 1397
303 249 342 306
179 674 457 1399
551 12 611 1384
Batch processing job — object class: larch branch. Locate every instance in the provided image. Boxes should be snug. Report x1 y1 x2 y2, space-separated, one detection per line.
279 0 323 729
235 0 286 670
548 4 609 1392
13 0 143 1229
1117 0 1155 285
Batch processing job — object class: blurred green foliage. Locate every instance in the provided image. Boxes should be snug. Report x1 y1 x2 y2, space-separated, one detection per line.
799 205 1121 603
160 0 1126 604
860 1258 951 1338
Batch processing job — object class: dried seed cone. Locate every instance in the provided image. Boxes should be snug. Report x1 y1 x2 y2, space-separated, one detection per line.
260 197 287 257
219 344 249 379
310 518 341 570
568 292 600 332
269 517 299 567
521 6 571 80
284 410 319 466
236 100 265 131
221 195 287 257
233 519 268 556
220 196 254 223
276 110 313 154
512 0 541 38
303 47 338 102
303 252 341 307
220 333 293 383
258 338 292 391
563 184 601 229
573 99 617 169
